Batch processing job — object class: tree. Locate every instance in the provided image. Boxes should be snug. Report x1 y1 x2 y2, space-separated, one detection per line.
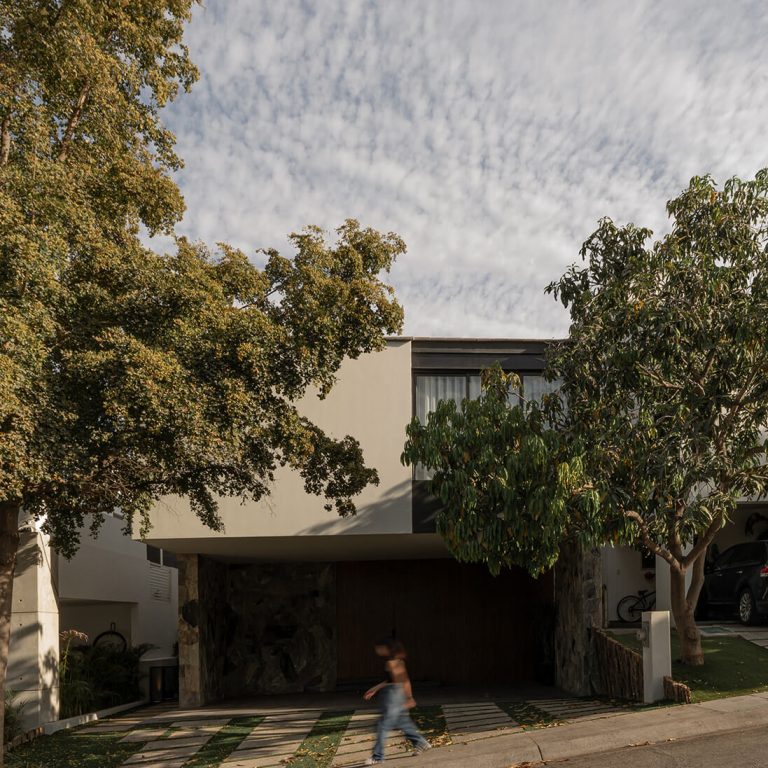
1 0 403 752
547 171 768 665
404 171 768 667
402 367 599 575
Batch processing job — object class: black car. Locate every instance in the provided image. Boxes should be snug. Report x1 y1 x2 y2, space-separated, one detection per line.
700 541 768 624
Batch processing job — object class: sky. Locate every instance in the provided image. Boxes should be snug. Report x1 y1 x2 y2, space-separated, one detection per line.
160 0 768 338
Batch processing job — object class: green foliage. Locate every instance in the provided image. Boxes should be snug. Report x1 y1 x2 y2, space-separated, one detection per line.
402 367 600 575
403 171 768 595
548 170 768 566
6 728 143 768
0 2 404 555
59 644 152 719
4 690 25 744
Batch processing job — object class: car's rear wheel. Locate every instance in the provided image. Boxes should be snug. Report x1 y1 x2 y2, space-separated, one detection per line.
738 588 758 625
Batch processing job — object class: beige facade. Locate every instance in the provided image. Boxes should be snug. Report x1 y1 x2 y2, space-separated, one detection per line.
142 340 431 559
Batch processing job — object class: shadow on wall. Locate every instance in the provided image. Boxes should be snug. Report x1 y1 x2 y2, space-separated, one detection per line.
298 478 412 536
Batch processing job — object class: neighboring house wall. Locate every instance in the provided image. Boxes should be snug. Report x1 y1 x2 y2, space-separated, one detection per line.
59 514 178 659
602 546 656 623
8 527 59 732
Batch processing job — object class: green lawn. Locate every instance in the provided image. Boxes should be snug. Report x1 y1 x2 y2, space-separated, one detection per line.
611 632 768 702
6 728 144 768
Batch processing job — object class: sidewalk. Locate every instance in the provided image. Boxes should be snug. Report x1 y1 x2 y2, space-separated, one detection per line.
417 692 768 767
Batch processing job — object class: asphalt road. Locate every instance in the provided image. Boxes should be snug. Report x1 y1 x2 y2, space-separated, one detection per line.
545 724 768 768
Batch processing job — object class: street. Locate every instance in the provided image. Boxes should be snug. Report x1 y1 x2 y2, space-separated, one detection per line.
546 724 768 768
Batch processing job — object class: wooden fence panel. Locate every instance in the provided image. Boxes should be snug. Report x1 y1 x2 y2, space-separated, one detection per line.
592 628 643 702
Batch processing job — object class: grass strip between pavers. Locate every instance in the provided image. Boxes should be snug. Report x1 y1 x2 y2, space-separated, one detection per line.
182 715 264 768
7 725 145 768
497 701 561 729
291 709 354 768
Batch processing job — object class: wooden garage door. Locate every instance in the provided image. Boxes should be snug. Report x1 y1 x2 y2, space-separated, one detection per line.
336 559 553 685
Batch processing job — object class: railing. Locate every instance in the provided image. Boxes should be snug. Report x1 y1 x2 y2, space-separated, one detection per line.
592 628 644 701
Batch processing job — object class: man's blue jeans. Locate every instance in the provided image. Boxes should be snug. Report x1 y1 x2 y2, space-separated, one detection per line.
372 684 429 760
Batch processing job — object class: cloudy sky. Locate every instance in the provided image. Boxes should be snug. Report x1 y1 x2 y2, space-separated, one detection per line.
161 0 768 338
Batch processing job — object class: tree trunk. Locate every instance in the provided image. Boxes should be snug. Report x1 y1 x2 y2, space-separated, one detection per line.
670 560 704 666
0 501 20 765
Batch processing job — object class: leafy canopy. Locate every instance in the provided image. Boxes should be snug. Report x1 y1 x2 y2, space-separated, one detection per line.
402 368 599 575
548 170 768 569
0 1 404 555
403 170 768 586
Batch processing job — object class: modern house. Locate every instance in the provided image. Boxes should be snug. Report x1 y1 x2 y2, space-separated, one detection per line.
141 338 589 706
8 512 179 730
143 336 766 707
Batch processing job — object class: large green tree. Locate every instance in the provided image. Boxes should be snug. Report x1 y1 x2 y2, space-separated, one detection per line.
404 171 768 667
0 0 403 750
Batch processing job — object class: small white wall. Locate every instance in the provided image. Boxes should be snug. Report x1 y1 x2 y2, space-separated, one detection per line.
58 515 178 658
8 528 59 731
602 545 656 622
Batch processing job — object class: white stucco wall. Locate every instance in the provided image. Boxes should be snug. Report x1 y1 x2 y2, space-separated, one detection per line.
142 340 414 544
59 515 178 659
602 545 657 622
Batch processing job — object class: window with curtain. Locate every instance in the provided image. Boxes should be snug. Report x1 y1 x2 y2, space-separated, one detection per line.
412 372 557 480
522 375 562 404
414 375 471 480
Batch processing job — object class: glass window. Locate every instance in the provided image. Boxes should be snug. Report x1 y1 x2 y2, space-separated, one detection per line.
732 542 768 565
415 375 467 424
414 375 468 481
146 545 161 565
468 375 482 401
522 375 562 405
469 374 521 405
162 550 178 569
715 546 739 568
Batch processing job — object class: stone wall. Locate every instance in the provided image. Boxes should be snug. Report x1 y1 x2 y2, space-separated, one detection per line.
221 562 336 697
178 557 337 704
554 540 603 696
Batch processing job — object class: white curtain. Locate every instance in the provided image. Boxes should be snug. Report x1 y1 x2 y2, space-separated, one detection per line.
414 375 467 480
415 375 467 424
522 375 562 404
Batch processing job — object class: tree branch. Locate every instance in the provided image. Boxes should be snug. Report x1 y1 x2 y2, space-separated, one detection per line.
636 363 685 391
0 116 9 166
57 80 91 162
625 510 678 569
686 547 707 611
681 511 724 568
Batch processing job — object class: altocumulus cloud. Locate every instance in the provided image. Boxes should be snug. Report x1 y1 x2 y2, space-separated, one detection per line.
161 0 768 337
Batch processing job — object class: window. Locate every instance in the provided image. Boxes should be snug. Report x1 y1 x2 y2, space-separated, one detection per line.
162 550 178 569
522 375 562 405
732 542 768 566
415 376 468 424
149 563 171 602
715 546 739 569
146 545 161 565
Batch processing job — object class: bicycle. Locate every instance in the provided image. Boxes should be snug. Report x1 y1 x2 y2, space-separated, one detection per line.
616 589 656 623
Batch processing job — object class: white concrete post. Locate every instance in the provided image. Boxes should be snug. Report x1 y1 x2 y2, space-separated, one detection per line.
640 610 671 704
